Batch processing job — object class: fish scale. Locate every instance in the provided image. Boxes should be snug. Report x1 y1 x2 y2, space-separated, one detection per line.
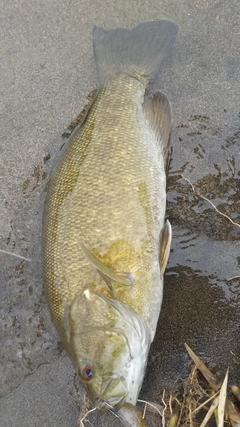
44 78 165 335
43 19 177 421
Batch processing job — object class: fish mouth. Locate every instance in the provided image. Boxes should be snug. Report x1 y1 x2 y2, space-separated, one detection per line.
97 396 125 412
96 375 128 412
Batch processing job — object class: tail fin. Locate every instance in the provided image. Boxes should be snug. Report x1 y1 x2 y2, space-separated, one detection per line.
93 20 178 86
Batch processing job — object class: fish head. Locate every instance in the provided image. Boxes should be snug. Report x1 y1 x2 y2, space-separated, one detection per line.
66 287 151 411
76 329 131 410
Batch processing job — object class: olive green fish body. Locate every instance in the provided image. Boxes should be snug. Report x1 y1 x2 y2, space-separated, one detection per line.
43 20 177 412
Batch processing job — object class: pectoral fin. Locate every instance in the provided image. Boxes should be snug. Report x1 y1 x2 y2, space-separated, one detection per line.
80 241 133 287
159 220 172 276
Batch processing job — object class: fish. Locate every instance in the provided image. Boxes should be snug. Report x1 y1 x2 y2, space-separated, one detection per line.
42 19 178 422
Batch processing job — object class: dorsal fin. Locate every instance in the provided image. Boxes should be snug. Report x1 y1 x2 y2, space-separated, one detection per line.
143 91 172 168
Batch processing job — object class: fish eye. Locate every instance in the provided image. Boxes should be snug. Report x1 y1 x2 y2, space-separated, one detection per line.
80 364 93 381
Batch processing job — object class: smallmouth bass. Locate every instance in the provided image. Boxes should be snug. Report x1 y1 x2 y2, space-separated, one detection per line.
42 19 178 423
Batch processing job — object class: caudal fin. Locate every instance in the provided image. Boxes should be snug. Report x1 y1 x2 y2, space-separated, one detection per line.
93 20 178 86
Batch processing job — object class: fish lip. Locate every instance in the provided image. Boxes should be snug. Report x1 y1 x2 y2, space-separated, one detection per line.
96 375 127 412
97 396 125 412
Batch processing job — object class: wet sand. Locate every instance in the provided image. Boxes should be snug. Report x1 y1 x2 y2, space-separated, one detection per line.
0 0 239 425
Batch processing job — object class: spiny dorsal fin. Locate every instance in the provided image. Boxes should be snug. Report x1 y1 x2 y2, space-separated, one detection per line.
79 241 133 287
143 91 172 168
159 220 172 276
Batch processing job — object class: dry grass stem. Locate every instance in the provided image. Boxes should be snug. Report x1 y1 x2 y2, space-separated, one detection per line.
180 174 240 229
185 343 221 391
162 390 167 427
176 363 208 427
77 392 95 427
142 401 147 419
227 276 240 281
137 399 164 417
217 369 229 427
199 396 219 427
78 407 96 427
169 393 174 416
191 391 220 415
0 248 31 262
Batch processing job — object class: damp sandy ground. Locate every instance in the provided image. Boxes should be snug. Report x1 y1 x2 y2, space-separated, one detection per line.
0 1 239 426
